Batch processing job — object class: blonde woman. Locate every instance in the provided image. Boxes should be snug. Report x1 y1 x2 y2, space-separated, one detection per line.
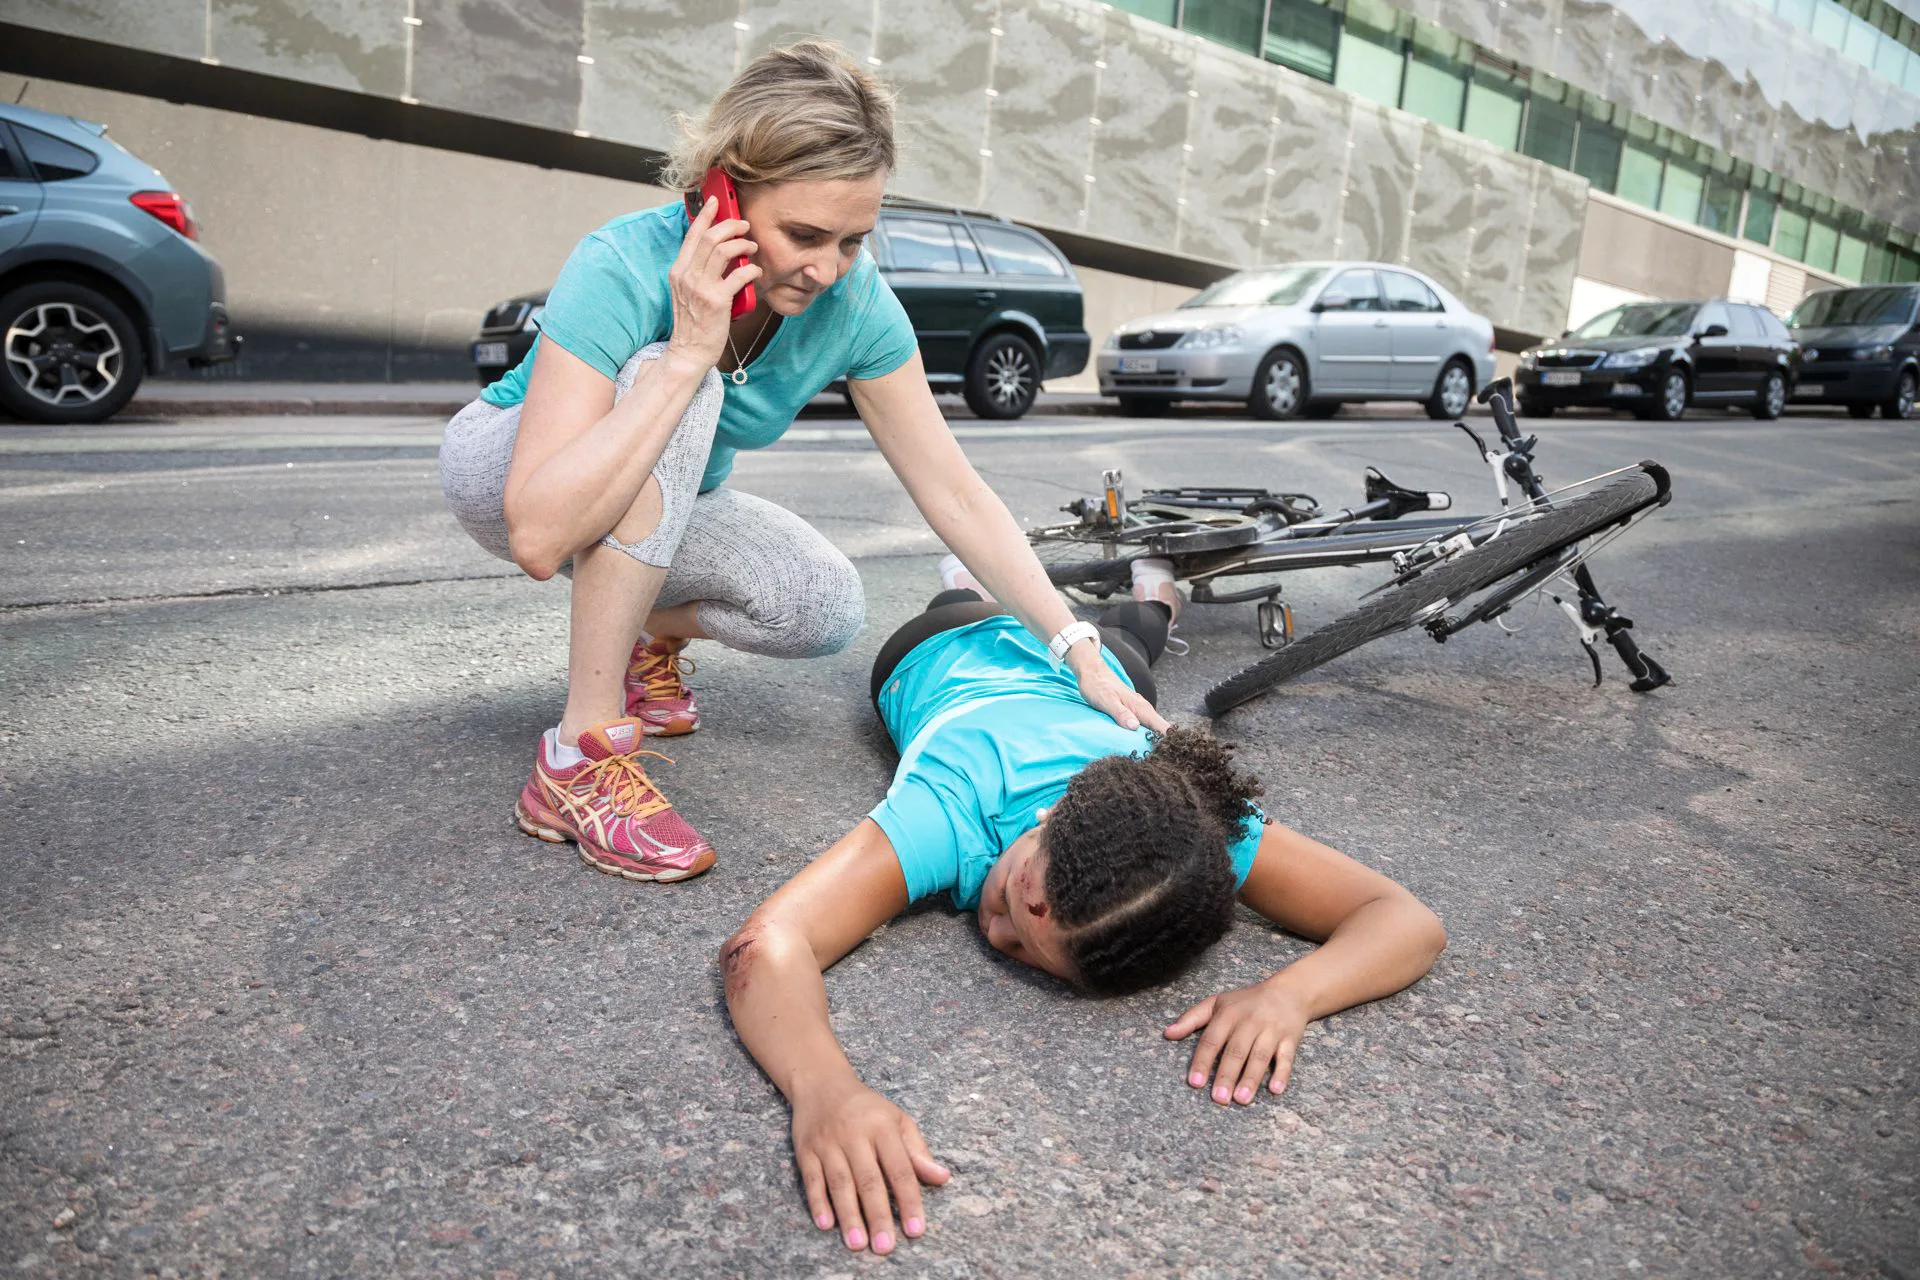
440 42 1164 885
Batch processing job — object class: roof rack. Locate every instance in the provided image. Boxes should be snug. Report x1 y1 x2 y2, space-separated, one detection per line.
880 193 1012 223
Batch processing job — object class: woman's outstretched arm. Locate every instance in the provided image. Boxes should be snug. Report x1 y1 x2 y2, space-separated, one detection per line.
850 356 1168 735
721 819 950 1255
1165 821 1447 1105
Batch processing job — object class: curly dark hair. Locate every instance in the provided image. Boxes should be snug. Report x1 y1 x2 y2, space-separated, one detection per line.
1042 727 1265 996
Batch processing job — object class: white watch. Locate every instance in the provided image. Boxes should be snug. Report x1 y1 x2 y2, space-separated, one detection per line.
1048 620 1102 662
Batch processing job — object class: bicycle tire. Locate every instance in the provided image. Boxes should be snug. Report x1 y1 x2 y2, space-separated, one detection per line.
1204 466 1669 714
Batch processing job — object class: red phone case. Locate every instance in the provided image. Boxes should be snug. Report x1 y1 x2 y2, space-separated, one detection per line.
686 168 756 319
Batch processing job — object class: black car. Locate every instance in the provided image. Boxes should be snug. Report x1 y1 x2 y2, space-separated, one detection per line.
470 198 1090 421
1784 284 1919 420
1515 298 1798 421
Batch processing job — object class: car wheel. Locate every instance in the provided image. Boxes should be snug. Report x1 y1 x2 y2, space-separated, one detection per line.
963 332 1040 419
1249 348 1307 420
1649 369 1689 422
1115 395 1159 417
1302 400 1341 419
1424 358 1473 420
0 280 145 425
1880 369 1916 420
1752 372 1786 420
1517 398 1555 418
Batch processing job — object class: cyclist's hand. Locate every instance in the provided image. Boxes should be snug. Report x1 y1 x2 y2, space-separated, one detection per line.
1069 648 1170 733
792 1080 950 1254
665 195 760 370
1165 978 1311 1105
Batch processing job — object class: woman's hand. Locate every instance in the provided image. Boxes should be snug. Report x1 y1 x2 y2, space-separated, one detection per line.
792 1078 951 1254
665 196 761 370
1067 645 1170 733
1164 977 1312 1105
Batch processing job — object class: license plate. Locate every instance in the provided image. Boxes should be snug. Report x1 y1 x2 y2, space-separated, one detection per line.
472 342 510 365
1542 370 1581 387
1118 356 1159 373
1798 383 1823 396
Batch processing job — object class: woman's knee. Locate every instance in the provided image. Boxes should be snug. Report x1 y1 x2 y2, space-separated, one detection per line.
793 551 867 656
727 550 865 658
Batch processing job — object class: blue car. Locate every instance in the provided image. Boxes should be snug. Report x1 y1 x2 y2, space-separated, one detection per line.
0 103 238 424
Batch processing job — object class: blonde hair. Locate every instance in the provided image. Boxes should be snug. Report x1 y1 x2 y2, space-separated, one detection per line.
662 41 897 192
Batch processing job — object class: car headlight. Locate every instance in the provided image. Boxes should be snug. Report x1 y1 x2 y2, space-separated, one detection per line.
1103 331 1122 351
1519 350 1539 369
1855 344 1894 361
1179 325 1243 350
522 306 545 332
1599 347 1661 369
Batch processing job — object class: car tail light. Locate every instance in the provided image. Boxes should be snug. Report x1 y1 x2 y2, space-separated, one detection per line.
129 191 198 240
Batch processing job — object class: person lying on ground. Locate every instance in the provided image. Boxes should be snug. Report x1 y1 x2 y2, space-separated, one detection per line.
720 562 1448 1256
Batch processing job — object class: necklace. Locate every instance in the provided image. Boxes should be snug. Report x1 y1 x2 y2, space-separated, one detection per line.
726 310 775 386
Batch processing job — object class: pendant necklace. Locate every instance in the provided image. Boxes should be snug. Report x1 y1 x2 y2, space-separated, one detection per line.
726 310 775 386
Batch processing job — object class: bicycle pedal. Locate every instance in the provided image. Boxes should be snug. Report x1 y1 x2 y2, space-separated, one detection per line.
1257 599 1293 649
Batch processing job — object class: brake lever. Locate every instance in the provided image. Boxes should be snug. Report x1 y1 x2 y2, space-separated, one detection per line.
1581 640 1604 688
1455 420 1490 462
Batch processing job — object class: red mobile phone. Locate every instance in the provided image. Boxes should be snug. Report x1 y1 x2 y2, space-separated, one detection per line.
685 167 756 319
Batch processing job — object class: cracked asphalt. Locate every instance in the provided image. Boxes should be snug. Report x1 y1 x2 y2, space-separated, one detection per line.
1 403 1915 1278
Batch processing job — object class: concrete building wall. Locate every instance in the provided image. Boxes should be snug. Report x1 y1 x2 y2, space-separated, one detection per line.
3 0 1591 343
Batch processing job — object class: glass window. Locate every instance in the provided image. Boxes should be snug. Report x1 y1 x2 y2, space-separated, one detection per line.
1786 285 1918 326
1266 0 1340 80
1744 188 1778 244
1700 172 1743 235
1572 122 1622 193
971 224 1067 277
1775 207 1811 260
1334 26 1405 107
1109 0 1176 22
14 125 98 182
1569 301 1699 338
1616 144 1664 209
1863 244 1895 282
1323 268 1384 310
1844 12 1881 61
1776 0 1815 27
1463 76 1525 148
1182 0 1263 55
1873 31 1908 78
1182 265 1329 307
1907 48 1920 95
0 131 19 181
1812 0 1850 48
1381 271 1443 311
884 218 966 272
1805 219 1840 271
1402 51 1467 127
1893 251 1920 283
1522 94 1578 168
1756 307 1794 341
1727 307 1764 339
1659 162 1705 223
1696 302 1732 334
1834 233 1869 280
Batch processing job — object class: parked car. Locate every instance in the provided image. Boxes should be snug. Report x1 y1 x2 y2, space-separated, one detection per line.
0 103 238 424
471 197 1090 421
1515 298 1797 421
1095 261 1496 420
1784 283 1919 420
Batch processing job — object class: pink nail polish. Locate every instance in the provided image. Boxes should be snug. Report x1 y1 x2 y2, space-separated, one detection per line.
875 1233 894 1252
905 1217 924 1236
847 1228 867 1250
1213 1087 1229 1103
1189 1072 1206 1087
816 1212 834 1229
1236 1087 1253 1103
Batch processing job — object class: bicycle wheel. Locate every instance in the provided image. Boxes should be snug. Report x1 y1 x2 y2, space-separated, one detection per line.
1204 466 1669 714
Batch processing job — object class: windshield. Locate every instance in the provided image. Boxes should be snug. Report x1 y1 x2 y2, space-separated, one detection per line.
1569 302 1699 339
1182 266 1328 308
1787 287 1916 329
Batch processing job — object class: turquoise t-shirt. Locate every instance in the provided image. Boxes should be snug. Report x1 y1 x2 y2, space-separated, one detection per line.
868 617 1267 911
480 201 918 491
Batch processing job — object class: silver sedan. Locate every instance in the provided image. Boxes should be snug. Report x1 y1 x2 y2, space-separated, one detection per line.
1096 262 1497 420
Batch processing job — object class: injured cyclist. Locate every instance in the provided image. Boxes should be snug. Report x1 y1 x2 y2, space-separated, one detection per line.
720 557 1448 1256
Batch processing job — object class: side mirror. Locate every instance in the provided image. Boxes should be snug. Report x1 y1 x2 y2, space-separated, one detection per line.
1313 293 1351 313
1700 323 1730 338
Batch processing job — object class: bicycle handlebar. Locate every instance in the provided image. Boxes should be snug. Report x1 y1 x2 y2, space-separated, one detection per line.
1475 376 1525 448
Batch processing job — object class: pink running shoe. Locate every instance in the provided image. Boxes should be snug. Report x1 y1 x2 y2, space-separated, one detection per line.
624 636 700 736
515 719 716 883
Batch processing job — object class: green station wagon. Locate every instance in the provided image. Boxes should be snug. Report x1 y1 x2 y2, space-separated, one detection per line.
471 199 1089 421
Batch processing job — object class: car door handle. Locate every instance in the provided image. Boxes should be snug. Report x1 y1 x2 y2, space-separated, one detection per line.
974 290 997 303
0 205 19 217
1373 319 1388 328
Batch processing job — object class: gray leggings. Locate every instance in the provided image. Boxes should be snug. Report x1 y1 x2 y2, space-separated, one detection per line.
438 344 865 659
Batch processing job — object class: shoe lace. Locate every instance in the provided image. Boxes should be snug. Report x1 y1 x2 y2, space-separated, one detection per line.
576 748 675 820
628 647 695 701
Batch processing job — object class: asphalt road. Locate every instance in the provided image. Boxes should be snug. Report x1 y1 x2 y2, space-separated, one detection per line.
2 402 1915 1278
